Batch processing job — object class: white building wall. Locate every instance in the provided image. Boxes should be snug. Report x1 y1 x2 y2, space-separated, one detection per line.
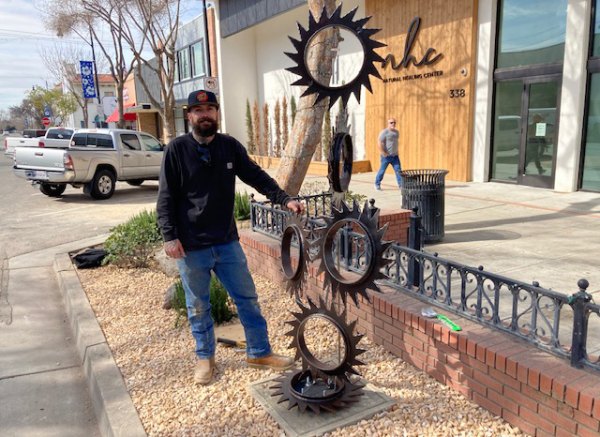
472 0 497 183
65 83 116 129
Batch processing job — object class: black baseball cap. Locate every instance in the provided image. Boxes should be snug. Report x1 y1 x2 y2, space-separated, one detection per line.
187 90 219 109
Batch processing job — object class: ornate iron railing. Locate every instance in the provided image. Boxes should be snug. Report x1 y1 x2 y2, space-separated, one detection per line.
248 197 600 372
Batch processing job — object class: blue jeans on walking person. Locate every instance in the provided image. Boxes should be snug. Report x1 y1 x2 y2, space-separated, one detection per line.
176 240 272 360
375 155 402 188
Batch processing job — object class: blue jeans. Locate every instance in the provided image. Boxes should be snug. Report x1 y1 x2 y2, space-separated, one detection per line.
375 155 402 187
176 240 271 359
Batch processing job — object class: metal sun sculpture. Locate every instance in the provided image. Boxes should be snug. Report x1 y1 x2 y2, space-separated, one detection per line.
314 200 391 306
284 4 386 109
270 297 366 414
281 214 313 298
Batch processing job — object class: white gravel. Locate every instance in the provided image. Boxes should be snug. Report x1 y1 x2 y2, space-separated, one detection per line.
78 265 526 437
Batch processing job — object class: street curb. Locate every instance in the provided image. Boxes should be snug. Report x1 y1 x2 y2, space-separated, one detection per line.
54 253 147 437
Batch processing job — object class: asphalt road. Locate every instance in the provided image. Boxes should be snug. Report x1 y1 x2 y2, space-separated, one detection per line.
0 156 160 259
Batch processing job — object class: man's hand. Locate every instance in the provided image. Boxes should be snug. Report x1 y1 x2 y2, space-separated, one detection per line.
164 239 186 259
286 199 305 214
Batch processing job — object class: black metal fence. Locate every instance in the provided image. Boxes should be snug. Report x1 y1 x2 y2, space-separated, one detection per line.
249 196 600 372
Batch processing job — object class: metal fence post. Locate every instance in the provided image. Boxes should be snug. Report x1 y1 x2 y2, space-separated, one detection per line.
250 193 256 230
568 278 592 368
407 207 422 287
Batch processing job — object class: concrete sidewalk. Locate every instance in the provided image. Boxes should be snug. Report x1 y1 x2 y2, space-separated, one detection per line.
0 235 143 437
2 171 600 437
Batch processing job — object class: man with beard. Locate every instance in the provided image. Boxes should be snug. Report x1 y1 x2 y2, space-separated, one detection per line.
157 90 304 385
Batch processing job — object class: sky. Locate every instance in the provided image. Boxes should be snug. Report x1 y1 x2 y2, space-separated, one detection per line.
0 0 204 114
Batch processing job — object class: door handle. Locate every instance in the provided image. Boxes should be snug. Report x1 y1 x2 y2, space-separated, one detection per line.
123 153 130 157
145 154 151 158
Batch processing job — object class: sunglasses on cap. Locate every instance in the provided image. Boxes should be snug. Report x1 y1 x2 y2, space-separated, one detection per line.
198 147 211 167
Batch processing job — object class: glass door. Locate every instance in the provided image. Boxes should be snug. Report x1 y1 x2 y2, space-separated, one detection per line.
491 76 561 188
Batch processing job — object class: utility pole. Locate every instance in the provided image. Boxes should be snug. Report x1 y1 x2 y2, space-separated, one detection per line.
89 26 102 105
202 0 212 77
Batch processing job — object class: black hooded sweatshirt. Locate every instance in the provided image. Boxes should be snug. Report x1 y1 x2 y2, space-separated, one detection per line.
156 132 291 250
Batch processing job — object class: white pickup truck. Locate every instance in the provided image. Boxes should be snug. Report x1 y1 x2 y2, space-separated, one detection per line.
13 128 164 200
4 127 75 157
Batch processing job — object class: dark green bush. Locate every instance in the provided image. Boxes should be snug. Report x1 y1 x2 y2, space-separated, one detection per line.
172 275 236 326
210 275 236 324
234 191 251 221
103 209 162 267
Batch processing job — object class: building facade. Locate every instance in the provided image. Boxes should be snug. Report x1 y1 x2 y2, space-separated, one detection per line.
65 73 117 129
213 0 600 193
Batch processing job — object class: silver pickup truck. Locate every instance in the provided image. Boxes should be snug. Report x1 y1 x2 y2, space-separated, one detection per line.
13 128 164 200
4 127 75 157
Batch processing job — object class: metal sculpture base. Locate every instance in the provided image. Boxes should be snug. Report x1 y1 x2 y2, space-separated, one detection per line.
271 370 364 414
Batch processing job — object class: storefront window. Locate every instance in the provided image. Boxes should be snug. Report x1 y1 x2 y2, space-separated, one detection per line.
191 42 206 77
497 0 567 68
491 81 522 181
178 48 191 81
581 74 600 190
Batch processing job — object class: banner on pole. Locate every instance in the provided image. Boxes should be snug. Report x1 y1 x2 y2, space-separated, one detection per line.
80 61 97 99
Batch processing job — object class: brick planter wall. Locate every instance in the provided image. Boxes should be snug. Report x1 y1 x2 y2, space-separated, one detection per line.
240 210 600 437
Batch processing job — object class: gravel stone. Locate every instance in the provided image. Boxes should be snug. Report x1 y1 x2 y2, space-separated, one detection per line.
78 265 527 437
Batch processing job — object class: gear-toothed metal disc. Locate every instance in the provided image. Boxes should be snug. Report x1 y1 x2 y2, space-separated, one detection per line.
270 297 366 414
284 296 366 377
270 370 364 414
284 4 386 109
314 200 391 306
281 214 312 299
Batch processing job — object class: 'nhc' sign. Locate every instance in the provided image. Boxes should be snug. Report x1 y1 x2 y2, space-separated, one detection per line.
382 17 443 70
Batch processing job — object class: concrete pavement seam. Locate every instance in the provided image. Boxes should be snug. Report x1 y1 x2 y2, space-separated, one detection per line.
53 253 147 437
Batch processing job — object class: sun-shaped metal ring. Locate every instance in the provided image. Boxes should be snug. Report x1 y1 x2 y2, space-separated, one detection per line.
314 200 391 306
281 214 312 298
284 296 366 377
285 4 386 109
328 132 353 193
270 296 366 414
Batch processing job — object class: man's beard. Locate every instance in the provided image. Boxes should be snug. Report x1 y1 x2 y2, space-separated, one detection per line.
192 118 218 137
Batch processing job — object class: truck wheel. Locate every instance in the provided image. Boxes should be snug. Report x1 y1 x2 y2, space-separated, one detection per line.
89 169 116 200
39 183 66 197
126 179 144 186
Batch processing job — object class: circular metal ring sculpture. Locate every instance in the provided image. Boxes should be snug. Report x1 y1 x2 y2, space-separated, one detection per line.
281 214 312 298
328 132 353 194
270 297 365 414
314 200 391 306
284 4 386 109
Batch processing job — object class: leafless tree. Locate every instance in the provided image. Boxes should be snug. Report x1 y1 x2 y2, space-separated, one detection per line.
44 0 140 129
121 0 182 143
38 43 100 127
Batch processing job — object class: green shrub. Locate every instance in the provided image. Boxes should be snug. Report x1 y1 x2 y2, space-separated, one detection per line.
172 275 236 326
210 275 236 324
103 209 162 267
299 181 368 215
234 191 251 221
172 279 187 327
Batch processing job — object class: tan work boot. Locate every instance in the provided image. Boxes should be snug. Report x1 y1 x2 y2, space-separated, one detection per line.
247 353 295 371
194 357 215 384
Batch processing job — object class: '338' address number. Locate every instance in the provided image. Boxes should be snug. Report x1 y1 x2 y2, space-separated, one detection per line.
450 89 466 98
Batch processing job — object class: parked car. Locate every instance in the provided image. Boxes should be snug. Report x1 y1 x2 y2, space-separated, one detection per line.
12 128 164 200
4 127 75 157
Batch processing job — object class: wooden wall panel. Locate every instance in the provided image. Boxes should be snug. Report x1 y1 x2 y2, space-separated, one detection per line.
366 0 477 182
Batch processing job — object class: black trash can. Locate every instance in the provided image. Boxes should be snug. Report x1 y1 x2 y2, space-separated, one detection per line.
401 169 449 243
